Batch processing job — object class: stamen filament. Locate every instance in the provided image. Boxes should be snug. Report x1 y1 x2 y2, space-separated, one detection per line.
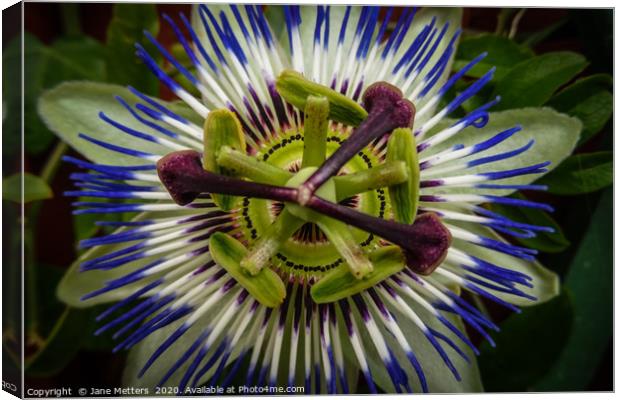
314 216 374 279
219 152 408 276
301 95 330 168
217 146 292 184
240 209 301 275
333 161 408 200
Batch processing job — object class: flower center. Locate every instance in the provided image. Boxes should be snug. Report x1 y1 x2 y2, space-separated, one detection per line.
236 129 386 278
155 76 452 306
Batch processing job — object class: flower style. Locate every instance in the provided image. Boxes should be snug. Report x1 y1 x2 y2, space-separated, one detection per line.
60 5 561 393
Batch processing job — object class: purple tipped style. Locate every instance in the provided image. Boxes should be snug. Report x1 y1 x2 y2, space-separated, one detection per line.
297 82 415 205
156 150 207 206
157 149 450 275
157 150 298 206
402 212 451 275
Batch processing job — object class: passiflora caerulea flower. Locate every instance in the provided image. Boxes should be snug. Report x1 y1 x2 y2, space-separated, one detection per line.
56 4 565 393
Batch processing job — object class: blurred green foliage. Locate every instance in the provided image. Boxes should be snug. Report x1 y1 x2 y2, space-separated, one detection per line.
3 173 53 203
478 290 574 391
535 188 613 390
2 3 161 379
450 9 613 392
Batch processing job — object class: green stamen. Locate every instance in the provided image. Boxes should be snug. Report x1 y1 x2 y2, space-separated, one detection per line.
311 246 406 303
209 232 286 308
301 95 330 168
334 161 409 200
386 128 420 224
217 146 291 185
314 217 374 279
276 70 368 126
240 209 301 275
220 139 406 277
203 109 246 211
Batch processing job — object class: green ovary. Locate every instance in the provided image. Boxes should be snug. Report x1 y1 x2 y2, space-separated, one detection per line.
236 130 387 278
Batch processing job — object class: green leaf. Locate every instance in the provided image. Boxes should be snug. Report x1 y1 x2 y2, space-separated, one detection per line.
24 264 92 376
424 108 582 197
3 173 53 203
493 52 588 110
25 307 92 376
354 298 482 392
45 37 107 83
3 34 50 156
547 74 613 145
451 220 560 306
38 82 201 166
521 17 568 48
488 193 570 253
4 34 107 156
534 188 612 390
536 152 612 195
478 290 574 391
454 33 534 80
106 4 160 95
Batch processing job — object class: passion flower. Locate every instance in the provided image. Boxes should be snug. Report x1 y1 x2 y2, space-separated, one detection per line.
62 5 558 393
